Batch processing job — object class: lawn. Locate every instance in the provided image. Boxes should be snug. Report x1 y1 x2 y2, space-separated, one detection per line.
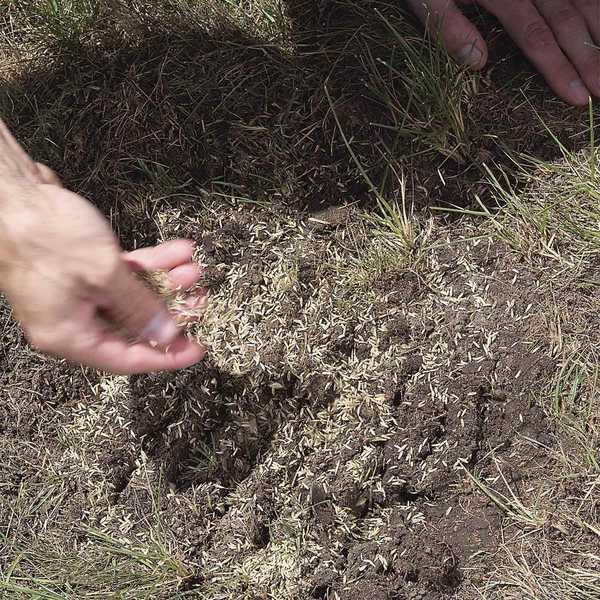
1 1 600 599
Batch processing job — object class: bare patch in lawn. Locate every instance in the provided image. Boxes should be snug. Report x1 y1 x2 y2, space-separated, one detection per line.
1 1 599 599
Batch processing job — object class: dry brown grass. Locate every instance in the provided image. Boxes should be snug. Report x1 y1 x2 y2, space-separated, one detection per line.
1 1 600 599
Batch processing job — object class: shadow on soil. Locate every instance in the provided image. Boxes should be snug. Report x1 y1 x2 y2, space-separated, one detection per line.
2 0 582 242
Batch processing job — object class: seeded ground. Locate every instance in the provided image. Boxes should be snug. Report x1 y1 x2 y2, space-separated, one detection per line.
1 1 600 599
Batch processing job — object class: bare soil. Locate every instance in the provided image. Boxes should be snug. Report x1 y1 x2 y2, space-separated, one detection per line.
0 203 562 598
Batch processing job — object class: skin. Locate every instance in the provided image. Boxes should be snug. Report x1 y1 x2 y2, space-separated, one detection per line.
0 119 206 375
406 0 600 106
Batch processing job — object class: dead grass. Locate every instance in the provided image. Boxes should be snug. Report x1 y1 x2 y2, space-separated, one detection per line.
473 354 600 600
454 105 600 600
1 1 600 599
1 466 195 599
461 102 600 270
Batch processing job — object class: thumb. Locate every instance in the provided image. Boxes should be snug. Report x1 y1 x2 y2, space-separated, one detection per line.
102 261 180 347
406 0 488 70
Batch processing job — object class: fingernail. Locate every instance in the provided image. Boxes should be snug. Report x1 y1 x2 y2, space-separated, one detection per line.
569 79 591 105
457 43 484 68
140 312 179 346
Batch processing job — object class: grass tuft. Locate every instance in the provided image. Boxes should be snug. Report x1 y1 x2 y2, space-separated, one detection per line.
361 6 479 160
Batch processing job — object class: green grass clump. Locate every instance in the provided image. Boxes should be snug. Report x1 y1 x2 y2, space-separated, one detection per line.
465 102 599 268
360 7 479 160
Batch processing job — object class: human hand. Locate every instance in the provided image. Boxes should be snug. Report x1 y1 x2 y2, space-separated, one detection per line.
0 121 206 374
406 0 599 106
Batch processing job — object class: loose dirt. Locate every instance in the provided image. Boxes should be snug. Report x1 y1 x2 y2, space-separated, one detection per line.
1 2 598 599
1 201 559 598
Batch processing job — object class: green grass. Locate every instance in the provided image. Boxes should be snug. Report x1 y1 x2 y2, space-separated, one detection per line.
455 101 600 269
434 100 600 599
1 469 194 600
5 0 99 50
360 6 479 161
466 465 548 532
466 299 600 600
1 532 191 600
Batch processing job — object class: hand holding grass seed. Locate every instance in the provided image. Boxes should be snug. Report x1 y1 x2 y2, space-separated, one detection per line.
0 119 206 374
407 0 600 106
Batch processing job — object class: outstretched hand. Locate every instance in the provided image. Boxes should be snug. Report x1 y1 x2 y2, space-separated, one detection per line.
407 0 599 106
0 120 206 374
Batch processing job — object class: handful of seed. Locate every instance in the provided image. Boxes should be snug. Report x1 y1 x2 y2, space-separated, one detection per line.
101 270 209 343
141 269 209 326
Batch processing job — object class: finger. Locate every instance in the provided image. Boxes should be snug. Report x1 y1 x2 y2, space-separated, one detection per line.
102 261 181 346
574 0 600 45
0 120 45 182
174 294 210 326
479 0 591 105
184 294 209 311
67 325 206 374
123 239 196 272
534 0 600 97
167 263 203 290
406 0 488 69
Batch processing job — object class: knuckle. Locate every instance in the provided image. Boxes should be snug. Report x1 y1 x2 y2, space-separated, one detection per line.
552 6 581 23
26 327 57 352
523 20 555 49
85 253 121 290
536 0 580 25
